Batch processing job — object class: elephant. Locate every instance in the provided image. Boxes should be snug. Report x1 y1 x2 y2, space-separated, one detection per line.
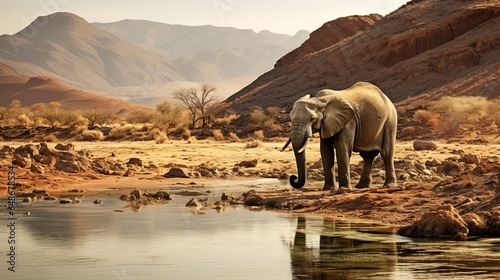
282 82 397 190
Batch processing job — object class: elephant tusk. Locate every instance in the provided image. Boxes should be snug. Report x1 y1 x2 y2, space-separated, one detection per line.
297 137 310 154
281 138 292 152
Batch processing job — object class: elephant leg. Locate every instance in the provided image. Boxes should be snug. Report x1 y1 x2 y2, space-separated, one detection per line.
334 133 353 190
381 152 397 188
356 151 379 189
320 137 336 191
381 126 397 188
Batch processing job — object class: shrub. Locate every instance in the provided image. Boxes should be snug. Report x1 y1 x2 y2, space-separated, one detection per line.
428 96 488 133
17 114 31 127
254 130 265 141
401 126 416 135
76 129 104 141
151 128 168 144
228 132 240 142
245 139 262 149
212 129 224 141
106 125 137 140
413 110 439 124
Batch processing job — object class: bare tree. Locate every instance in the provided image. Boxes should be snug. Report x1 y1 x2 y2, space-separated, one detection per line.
174 83 221 128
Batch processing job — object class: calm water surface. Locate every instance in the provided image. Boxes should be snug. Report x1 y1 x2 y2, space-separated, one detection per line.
1 185 499 280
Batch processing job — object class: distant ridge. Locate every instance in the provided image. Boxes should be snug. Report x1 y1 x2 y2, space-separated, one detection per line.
0 63 148 113
0 12 186 91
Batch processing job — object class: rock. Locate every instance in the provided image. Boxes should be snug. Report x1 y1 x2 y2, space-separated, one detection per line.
23 197 32 203
425 159 442 167
243 193 264 206
54 143 75 151
439 161 463 176
69 189 80 193
462 154 480 164
397 204 468 240
30 163 45 173
93 199 103 204
44 196 57 201
60 199 72 204
127 158 143 167
130 189 142 199
221 193 237 201
186 198 203 207
54 160 80 173
119 194 129 201
413 140 437 151
163 167 190 178
235 159 258 168
123 170 135 177
12 155 31 168
153 191 172 200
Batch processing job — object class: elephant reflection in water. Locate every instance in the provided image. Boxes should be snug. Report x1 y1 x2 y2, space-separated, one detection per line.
290 217 398 279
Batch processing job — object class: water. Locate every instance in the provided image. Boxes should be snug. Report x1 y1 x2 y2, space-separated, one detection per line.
1 192 499 280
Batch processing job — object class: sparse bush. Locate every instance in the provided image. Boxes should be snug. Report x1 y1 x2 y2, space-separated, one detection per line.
106 124 137 140
487 98 500 134
83 110 118 127
413 110 439 125
186 136 198 144
181 128 191 140
151 128 168 144
428 96 489 133
17 114 31 127
35 133 58 142
229 132 240 142
254 130 265 141
401 126 416 135
245 139 262 149
215 110 239 126
248 106 283 132
76 129 104 141
154 101 191 130
212 129 224 141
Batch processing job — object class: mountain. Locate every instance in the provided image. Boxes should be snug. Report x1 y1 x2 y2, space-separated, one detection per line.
93 20 310 78
0 12 188 91
226 0 500 113
0 63 147 112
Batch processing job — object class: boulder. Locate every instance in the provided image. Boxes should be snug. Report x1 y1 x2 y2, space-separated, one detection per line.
30 162 45 174
127 158 143 167
243 193 264 206
462 154 480 165
185 198 203 207
438 161 463 176
130 189 142 199
54 143 75 151
153 191 172 200
163 167 190 178
236 159 258 168
397 204 468 240
413 140 437 151
54 160 80 173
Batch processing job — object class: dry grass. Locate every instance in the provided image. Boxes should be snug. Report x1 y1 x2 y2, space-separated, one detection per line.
212 129 224 141
245 139 263 149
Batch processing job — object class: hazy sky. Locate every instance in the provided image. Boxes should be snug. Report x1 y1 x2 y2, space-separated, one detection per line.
1 0 408 35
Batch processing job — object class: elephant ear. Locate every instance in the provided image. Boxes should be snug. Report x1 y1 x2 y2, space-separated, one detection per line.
320 95 354 139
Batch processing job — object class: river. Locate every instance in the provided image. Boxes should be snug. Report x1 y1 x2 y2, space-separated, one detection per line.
1 187 499 280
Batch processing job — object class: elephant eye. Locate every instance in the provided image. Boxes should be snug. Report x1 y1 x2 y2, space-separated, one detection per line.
311 116 317 123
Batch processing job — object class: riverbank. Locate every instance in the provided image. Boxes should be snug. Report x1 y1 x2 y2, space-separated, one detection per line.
1 140 499 239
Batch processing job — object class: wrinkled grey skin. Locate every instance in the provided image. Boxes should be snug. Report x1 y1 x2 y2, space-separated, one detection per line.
282 82 397 190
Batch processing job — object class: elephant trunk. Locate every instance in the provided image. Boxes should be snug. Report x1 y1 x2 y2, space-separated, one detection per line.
289 125 310 189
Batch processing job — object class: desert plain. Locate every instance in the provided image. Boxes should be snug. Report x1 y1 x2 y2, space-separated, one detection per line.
1 135 499 240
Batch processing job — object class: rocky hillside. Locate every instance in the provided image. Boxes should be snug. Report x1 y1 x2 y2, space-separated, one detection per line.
226 0 500 113
94 20 309 79
0 63 147 112
275 14 382 68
